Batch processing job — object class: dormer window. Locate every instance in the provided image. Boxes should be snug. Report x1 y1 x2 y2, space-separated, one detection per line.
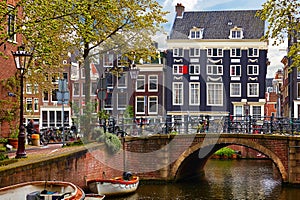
229 26 243 39
189 27 204 39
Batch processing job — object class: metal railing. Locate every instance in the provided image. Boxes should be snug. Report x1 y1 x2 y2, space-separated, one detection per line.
98 115 300 136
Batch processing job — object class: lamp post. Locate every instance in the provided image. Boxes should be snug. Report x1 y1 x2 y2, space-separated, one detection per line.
12 47 32 158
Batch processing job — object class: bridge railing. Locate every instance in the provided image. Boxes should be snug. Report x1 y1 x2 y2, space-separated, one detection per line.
101 115 300 136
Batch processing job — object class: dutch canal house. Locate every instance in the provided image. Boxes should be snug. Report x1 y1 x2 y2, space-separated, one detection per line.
165 3 269 125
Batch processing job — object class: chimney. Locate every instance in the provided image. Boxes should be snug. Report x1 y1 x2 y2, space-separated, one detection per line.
175 3 185 18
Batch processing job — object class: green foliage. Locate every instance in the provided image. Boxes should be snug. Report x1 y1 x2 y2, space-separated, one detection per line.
0 152 8 161
9 129 19 139
0 138 8 143
214 147 236 157
97 110 109 120
104 132 122 155
256 0 300 69
96 130 121 154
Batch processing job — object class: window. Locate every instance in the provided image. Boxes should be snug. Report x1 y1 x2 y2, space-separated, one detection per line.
82 83 85 96
235 106 243 116
248 48 259 57
231 48 241 57
106 74 113 88
253 106 262 119
298 68 300 78
230 83 241 97
189 65 200 75
189 28 204 39
136 75 145 91
91 82 97 96
189 83 200 105
26 98 32 112
117 74 127 88
73 83 80 96
230 65 241 76
148 96 158 114
33 84 39 94
103 53 114 67
26 84 32 94
248 83 259 97
207 83 223 106
136 96 145 114
207 65 223 75
173 48 184 57
34 98 39 112
298 83 300 99
173 82 183 105
118 92 127 109
105 92 112 109
148 75 158 92
52 89 58 101
207 48 223 57
8 7 16 41
248 65 259 75
173 65 184 75
189 48 200 57
43 91 49 102
229 27 243 39
81 68 85 79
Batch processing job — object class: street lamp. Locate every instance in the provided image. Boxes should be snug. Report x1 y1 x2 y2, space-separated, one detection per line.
12 47 32 158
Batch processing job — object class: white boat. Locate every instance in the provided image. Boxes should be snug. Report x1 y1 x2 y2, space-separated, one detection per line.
87 172 139 196
0 180 85 200
85 193 105 200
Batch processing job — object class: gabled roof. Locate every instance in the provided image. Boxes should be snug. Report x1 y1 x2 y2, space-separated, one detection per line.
170 10 264 40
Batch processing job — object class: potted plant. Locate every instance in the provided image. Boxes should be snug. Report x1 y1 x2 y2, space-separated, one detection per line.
8 129 19 149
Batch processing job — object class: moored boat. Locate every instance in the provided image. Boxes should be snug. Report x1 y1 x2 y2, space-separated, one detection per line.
87 172 139 196
85 193 105 200
0 180 85 200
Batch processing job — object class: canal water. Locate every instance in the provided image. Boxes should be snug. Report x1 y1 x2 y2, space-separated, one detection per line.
111 159 300 200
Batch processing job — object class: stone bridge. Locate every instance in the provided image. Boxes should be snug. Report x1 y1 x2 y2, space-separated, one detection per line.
124 133 300 184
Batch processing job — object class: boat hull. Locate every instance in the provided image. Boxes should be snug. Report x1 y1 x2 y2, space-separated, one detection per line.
87 176 139 196
0 180 84 200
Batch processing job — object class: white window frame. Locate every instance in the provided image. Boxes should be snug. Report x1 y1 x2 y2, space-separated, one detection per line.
189 48 200 57
247 65 259 75
189 83 200 105
34 98 39 112
7 6 16 42
173 48 184 57
229 27 244 39
248 83 259 97
117 73 127 88
252 106 262 119
207 65 223 75
230 83 241 97
230 65 241 76
117 92 127 109
189 28 204 39
173 65 184 75
43 90 49 102
148 96 158 114
230 48 241 57
136 96 145 114
297 82 300 99
173 82 183 105
207 83 223 106
26 84 32 94
103 53 114 67
136 75 145 92
148 75 158 92
26 98 33 112
207 48 223 57
91 82 97 96
248 48 259 57
189 65 200 75
73 83 80 96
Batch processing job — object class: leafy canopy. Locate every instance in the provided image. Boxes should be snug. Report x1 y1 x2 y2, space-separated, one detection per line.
257 0 300 68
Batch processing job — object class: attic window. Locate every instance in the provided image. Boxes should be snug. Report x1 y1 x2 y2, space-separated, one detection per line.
189 27 204 39
229 26 243 39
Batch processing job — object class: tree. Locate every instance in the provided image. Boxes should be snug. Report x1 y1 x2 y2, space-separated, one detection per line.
1 0 167 137
257 0 300 68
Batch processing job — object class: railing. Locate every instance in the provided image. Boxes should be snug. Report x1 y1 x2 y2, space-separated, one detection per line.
99 115 300 136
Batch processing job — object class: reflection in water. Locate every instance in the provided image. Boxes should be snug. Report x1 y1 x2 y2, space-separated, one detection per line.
111 160 300 200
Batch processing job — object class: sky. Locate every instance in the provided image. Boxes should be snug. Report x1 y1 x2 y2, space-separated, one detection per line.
154 0 287 78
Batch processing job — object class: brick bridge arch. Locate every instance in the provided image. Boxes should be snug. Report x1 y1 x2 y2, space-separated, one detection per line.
170 137 288 182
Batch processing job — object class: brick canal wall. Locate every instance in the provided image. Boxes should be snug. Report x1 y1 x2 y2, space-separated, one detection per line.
0 143 123 190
